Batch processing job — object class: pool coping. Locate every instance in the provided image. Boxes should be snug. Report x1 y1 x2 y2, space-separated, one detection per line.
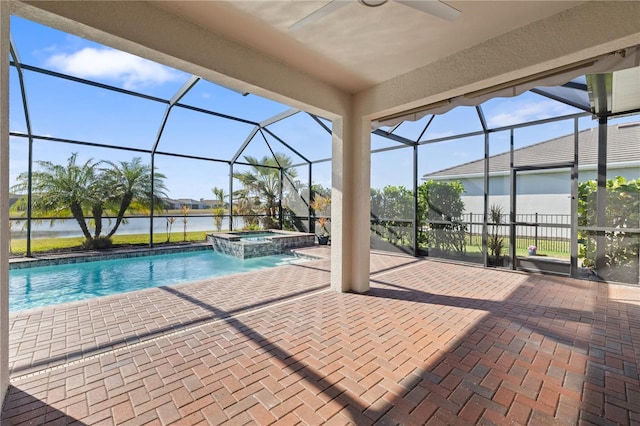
9 243 322 271
8 242 213 269
208 229 315 240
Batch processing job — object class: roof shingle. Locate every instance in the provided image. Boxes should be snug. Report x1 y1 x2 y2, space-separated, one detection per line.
423 122 640 178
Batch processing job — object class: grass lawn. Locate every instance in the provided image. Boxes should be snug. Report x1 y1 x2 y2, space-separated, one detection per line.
9 231 210 255
465 235 570 259
380 236 570 260
464 241 570 259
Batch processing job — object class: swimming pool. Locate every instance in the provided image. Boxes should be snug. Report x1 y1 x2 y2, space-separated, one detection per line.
9 250 307 312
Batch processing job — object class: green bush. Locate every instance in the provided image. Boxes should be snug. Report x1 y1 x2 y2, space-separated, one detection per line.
371 186 413 247
418 180 467 254
578 176 639 282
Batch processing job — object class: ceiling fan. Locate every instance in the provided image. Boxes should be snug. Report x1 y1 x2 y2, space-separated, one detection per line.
289 0 461 32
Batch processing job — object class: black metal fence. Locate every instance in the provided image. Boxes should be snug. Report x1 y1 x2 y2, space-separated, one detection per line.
469 212 571 253
370 213 571 255
513 213 571 253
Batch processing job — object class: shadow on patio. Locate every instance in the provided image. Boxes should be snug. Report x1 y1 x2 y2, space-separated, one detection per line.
364 271 639 424
1 387 86 425
8 255 334 377
3 251 639 424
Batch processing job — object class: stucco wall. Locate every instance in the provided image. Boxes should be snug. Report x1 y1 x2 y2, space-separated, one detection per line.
458 165 639 217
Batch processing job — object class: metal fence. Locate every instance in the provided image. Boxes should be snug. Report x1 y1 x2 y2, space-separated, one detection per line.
512 213 571 253
370 213 572 254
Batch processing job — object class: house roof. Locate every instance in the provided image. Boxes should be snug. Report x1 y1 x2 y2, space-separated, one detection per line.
423 122 640 179
164 198 200 205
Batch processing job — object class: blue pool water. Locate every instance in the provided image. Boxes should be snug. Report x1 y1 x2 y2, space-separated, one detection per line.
9 250 305 312
242 236 268 242
239 232 272 242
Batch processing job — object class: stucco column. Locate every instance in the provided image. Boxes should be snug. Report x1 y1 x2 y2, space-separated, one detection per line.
0 0 10 403
331 108 371 293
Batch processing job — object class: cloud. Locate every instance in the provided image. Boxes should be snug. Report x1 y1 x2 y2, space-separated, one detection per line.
487 100 575 128
46 47 182 90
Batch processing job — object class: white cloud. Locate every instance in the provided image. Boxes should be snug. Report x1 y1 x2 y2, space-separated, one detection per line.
487 100 575 128
46 47 182 90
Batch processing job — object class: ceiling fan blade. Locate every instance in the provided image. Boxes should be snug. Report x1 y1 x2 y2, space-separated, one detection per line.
395 0 461 21
289 1 351 32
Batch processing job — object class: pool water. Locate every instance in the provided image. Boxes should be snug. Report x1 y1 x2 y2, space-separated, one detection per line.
9 250 306 312
238 232 271 242
241 236 267 242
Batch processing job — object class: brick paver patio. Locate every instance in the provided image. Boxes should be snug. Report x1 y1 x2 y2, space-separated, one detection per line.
2 248 639 425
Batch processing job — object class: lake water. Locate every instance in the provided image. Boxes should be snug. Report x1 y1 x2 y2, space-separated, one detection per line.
10 216 232 239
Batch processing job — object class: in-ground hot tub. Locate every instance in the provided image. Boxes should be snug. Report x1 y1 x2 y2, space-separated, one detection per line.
207 230 316 259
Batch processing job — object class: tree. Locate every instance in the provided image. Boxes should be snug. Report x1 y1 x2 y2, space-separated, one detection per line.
181 205 190 242
166 216 177 242
311 184 331 199
418 180 467 254
11 153 101 244
279 180 316 232
232 193 258 229
11 153 167 249
233 153 297 229
211 186 226 232
370 186 413 246
101 157 167 238
578 176 639 282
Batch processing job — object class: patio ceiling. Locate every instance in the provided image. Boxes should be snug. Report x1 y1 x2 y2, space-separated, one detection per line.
151 1 584 94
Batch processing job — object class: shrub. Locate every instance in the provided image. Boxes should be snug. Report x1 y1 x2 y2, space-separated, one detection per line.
578 176 639 282
418 180 467 254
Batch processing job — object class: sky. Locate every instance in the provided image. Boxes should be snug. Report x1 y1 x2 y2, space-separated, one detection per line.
8 16 638 200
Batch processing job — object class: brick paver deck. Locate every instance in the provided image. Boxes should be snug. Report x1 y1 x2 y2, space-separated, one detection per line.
7 247 338 377
3 248 639 425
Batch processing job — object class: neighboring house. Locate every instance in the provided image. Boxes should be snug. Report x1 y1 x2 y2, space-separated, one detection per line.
162 198 221 210
422 122 640 218
200 199 225 209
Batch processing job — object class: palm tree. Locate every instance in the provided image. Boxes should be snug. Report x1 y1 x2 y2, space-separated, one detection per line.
181 204 190 241
101 158 167 238
233 153 297 228
233 189 258 229
211 186 226 232
11 154 168 249
166 216 177 242
11 153 101 243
